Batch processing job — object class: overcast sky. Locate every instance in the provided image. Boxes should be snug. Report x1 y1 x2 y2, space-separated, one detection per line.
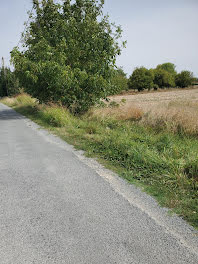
0 0 198 76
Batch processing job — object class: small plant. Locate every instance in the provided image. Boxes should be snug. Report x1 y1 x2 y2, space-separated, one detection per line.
184 159 198 182
96 101 106 108
109 101 120 108
85 124 98 134
120 98 126 104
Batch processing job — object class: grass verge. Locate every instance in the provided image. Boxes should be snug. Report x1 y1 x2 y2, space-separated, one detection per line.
1 94 198 229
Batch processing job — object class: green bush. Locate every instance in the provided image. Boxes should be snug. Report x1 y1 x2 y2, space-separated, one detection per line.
176 71 194 88
128 67 153 92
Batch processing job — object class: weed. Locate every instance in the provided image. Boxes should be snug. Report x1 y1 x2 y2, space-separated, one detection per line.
184 159 198 182
109 101 120 108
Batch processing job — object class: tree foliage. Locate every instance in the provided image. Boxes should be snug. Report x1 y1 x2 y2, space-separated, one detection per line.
11 0 124 113
0 67 19 97
109 67 128 94
153 68 175 88
156 63 177 75
176 71 194 88
128 67 153 91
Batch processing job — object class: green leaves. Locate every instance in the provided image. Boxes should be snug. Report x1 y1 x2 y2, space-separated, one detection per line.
176 71 194 88
11 0 124 113
128 67 153 92
153 68 176 88
128 62 194 91
156 63 177 75
0 64 20 97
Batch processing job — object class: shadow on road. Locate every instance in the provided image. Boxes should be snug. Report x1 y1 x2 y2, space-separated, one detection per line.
0 109 25 120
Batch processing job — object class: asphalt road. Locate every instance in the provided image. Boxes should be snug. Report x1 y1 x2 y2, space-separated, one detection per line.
0 103 198 264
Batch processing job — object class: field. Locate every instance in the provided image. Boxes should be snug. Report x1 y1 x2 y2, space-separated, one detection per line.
98 87 198 136
1 89 198 228
110 86 198 111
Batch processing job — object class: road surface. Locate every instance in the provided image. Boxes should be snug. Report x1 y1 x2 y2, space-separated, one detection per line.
0 103 198 264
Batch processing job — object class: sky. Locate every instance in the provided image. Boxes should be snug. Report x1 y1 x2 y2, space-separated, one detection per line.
0 0 198 76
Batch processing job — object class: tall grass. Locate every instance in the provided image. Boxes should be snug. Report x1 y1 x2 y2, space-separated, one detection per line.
1 94 198 228
92 99 198 137
141 101 198 136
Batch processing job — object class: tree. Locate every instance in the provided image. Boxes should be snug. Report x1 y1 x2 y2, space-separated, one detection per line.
153 68 175 88
11 0 125 113
109 67 128 94
175 71 194 88
0 67 7 97
0 67 19 97
193 77 198 85
128 67 153 92
156 63 177 75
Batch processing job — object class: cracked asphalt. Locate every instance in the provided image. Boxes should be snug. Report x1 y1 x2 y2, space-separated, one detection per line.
0 103 198 264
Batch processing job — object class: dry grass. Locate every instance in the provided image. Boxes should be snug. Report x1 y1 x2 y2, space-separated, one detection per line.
0 97 16 105
92 104 143 121
92 87 198 136
141 101 198 136
1 93 37 107
110 86 198 109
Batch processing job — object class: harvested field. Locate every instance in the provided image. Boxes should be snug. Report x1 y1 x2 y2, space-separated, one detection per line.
95 87 198 136
109 86 198 112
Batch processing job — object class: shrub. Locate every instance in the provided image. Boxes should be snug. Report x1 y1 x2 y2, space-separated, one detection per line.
176 71 194 88
128 67 153 91
184 159 198 182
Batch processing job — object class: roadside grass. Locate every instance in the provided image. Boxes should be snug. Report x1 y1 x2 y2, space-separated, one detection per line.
1 94 198 228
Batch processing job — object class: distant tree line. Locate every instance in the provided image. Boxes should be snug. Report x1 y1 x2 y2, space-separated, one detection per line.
127 63 196 92
1 62 196 99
